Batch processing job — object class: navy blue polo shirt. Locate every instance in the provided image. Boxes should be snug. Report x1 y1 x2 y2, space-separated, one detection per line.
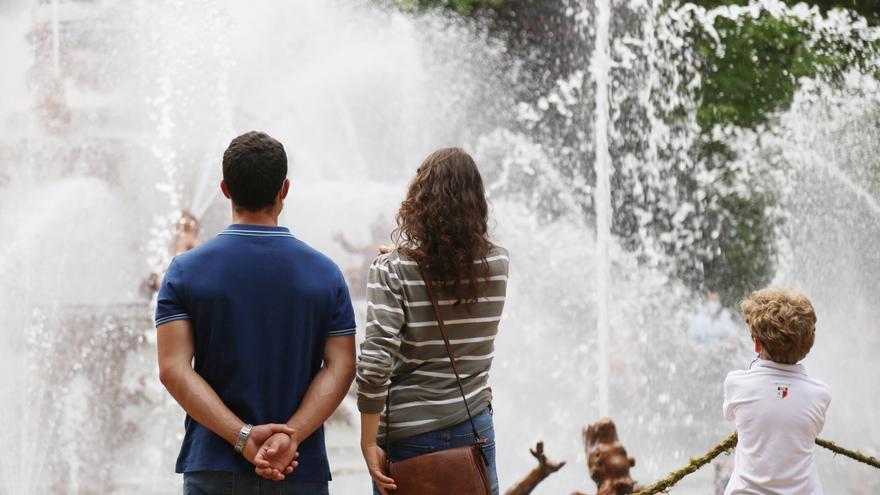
155 224 356 481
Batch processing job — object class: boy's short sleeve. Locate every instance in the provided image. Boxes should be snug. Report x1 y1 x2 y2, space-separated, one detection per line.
817 384 832 432
722 372 738 421
327 268 356 337
155 258 191 327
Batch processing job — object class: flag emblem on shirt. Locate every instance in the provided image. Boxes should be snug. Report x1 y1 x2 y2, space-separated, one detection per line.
777 385 789 399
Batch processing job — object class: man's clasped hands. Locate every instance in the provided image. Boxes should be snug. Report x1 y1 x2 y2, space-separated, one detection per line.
241 424 303 481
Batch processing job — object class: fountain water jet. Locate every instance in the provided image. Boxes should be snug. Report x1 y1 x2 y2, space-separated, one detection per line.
590 0 614 420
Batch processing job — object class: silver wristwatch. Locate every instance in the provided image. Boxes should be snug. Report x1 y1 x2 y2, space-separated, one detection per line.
234 424 254 454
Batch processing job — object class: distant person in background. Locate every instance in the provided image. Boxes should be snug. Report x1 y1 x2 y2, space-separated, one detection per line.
143 209 203 294
333 215 390 298
688 290 738 493
714 458 734 495
172 209 201 256
688 291 737 346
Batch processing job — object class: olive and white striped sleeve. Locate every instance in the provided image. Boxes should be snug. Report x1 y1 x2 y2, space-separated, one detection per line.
356 256 405 414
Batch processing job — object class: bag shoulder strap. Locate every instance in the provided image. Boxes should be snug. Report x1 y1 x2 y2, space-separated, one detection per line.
419 265 485 445
383 263 486 450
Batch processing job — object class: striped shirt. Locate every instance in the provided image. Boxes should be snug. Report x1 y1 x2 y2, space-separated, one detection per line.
356 246 509 443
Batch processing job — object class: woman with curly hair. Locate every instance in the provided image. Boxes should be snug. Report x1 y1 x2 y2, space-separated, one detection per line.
356 148 508 495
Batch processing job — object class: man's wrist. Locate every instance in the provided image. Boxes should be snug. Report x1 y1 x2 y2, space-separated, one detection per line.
234 424 254 454
286 423 302 443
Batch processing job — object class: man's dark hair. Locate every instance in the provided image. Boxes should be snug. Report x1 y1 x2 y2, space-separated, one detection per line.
222 131 288 211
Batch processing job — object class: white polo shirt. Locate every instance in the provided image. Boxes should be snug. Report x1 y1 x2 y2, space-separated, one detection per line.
723 359 832 495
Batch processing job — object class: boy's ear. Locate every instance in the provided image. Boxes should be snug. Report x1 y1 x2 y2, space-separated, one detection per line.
220 180 232 199
754 338 763 354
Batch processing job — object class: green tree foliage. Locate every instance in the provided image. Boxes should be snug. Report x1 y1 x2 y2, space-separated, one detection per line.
686 15 818 304
687 9 878 304
694 15 817 130
396 0 878 305
398 0 505 14
693 0 880 24
693 11 878 131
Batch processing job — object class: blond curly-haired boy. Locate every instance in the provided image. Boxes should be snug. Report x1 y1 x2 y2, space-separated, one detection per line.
723 288 831 495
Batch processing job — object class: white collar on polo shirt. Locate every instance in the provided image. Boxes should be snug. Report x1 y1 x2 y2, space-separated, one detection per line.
750 358 807 375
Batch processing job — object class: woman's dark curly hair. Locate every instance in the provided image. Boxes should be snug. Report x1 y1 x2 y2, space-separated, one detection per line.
393 148 493 307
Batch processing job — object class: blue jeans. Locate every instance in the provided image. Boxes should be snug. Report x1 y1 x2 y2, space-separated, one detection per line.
183 472 328 495
372 406 498 495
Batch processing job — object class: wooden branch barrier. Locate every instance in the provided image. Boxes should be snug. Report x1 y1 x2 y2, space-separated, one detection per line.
503 424 878 495
815 438 880 470
631 432 737 495
633 434 880 495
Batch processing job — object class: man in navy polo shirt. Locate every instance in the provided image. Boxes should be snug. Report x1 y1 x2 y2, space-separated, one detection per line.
157 131 357 494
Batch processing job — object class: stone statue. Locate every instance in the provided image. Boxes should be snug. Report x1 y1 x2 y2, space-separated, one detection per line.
583 417 637 495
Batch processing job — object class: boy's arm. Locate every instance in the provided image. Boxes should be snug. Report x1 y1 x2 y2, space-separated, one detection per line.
818 386 832 432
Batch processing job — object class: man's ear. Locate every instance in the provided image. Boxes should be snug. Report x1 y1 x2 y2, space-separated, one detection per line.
279 179 290 200
754 338 763 354
220 180 232 200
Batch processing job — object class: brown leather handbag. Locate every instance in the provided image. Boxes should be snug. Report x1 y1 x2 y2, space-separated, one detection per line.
383 267 492 495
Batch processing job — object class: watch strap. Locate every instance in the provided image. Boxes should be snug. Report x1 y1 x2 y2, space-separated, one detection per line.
234 424 254 454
